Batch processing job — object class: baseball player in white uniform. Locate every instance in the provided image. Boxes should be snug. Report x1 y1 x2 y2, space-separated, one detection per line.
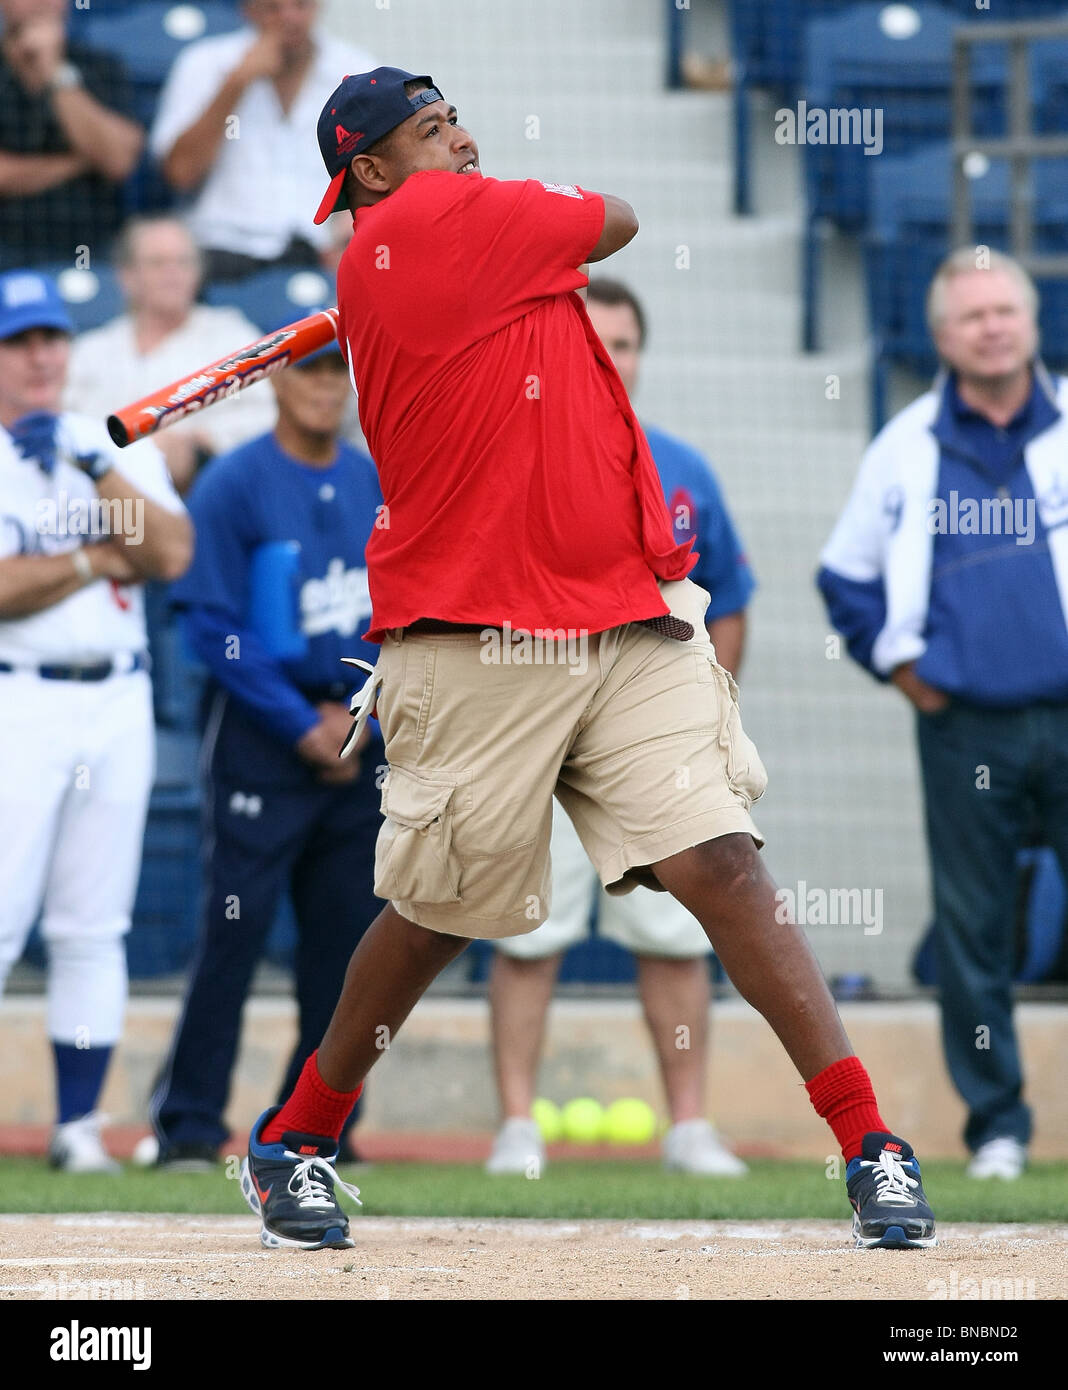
0 270 191 1172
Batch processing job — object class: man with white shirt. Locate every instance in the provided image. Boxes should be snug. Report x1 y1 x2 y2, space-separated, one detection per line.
149 0 376 280
0 269 191 1172
66 216 277 494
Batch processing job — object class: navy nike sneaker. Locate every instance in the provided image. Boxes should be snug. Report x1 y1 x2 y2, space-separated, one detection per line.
240 1107 361 1250
846 1132 937 1249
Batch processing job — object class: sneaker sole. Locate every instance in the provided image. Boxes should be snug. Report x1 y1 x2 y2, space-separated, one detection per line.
852 1214 937 1250
240 1158 355 1252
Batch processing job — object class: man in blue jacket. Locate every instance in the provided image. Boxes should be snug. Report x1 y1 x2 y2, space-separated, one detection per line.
818 247 1068 1180
149 329 385 1167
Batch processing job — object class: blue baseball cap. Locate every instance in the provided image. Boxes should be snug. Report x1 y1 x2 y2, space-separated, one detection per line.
314 66 444 224
0 270 73 340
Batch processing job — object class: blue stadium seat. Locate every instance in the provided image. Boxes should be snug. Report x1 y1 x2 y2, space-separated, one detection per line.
804 4 1009 232
729 0 1068 97
864 140 1068 424
144 583 206 733
801 3 1014 349
723 0 1065 214
203 267 336 331
80 2 243 111
126 781 203 977
46 263 124 334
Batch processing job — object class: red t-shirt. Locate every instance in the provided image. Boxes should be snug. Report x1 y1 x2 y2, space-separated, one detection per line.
337 170 696 643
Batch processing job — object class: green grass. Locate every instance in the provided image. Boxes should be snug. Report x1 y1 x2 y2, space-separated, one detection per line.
2 1157 1066 1222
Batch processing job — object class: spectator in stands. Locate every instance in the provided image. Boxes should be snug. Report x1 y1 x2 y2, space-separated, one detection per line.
65 215 277 495
149 0 376 281
818 247 1068 1181
149 332 384 1170
0 268 190 1172
486 278 756 1178
0 0 143 266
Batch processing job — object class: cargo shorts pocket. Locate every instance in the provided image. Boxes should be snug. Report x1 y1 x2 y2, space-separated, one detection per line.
375 766 466 904
697 656 768 808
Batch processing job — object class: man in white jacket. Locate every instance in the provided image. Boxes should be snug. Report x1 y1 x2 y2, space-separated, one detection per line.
818 247 1068 1180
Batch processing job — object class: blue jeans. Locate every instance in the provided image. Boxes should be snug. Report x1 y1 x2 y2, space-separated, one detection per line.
916 698 1068 1152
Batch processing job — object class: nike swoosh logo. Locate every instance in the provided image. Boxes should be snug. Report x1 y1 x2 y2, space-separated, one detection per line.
251 1173 272 1204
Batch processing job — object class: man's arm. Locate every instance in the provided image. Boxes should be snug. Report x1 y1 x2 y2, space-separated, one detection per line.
3 17 142 181
159 32 282 190
0 542 138 620
707 610 745 679
0 149 89 195
586 193 638 262
49 84 143 183
93 465 192 582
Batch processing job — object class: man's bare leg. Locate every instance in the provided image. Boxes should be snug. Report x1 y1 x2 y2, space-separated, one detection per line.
488 952 563 1119
316 902 470 1092
651 834 852 1081
635 955 708 1123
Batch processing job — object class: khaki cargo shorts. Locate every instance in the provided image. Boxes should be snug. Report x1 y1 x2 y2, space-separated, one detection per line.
494 800 714 960
371 578 767 940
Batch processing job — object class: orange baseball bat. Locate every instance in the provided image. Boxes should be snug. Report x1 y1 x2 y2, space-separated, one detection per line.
106 307 340 448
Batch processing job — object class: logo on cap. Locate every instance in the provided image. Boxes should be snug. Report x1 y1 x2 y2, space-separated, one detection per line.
2 273 49 309
335 123 363 156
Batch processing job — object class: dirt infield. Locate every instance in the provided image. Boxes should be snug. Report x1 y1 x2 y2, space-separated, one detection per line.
0 1215 1064 1301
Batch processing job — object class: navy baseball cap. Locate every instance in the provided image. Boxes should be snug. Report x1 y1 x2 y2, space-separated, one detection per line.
0 270 73 340
314 66 444 224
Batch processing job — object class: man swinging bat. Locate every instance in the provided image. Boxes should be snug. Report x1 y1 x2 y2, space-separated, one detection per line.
210 65 936 1252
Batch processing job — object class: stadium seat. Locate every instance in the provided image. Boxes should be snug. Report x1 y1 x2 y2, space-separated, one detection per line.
47 263 124 335
126 781 203 977
203 266 336 331
864 139 1068 424
801 2 1013 349
722 0 1064 214
728 0 1068 98
80 1 244 125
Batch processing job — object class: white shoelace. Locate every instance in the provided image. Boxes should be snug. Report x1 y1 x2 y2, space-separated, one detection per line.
286 1155 362 1210
867 1150 919 1205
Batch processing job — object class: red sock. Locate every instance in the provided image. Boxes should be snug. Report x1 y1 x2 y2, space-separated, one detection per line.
260 1052 362 1146
805 1055 889 1162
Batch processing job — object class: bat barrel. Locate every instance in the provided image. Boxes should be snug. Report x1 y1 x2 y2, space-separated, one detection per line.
106 308 340 447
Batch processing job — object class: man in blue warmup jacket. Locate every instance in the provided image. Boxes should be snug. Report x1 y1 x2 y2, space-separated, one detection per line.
150 326 384 1168
818 247 1068 1180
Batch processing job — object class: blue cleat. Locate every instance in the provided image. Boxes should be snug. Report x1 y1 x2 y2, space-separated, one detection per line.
846 1132 937 1250
240 1107 361 1251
